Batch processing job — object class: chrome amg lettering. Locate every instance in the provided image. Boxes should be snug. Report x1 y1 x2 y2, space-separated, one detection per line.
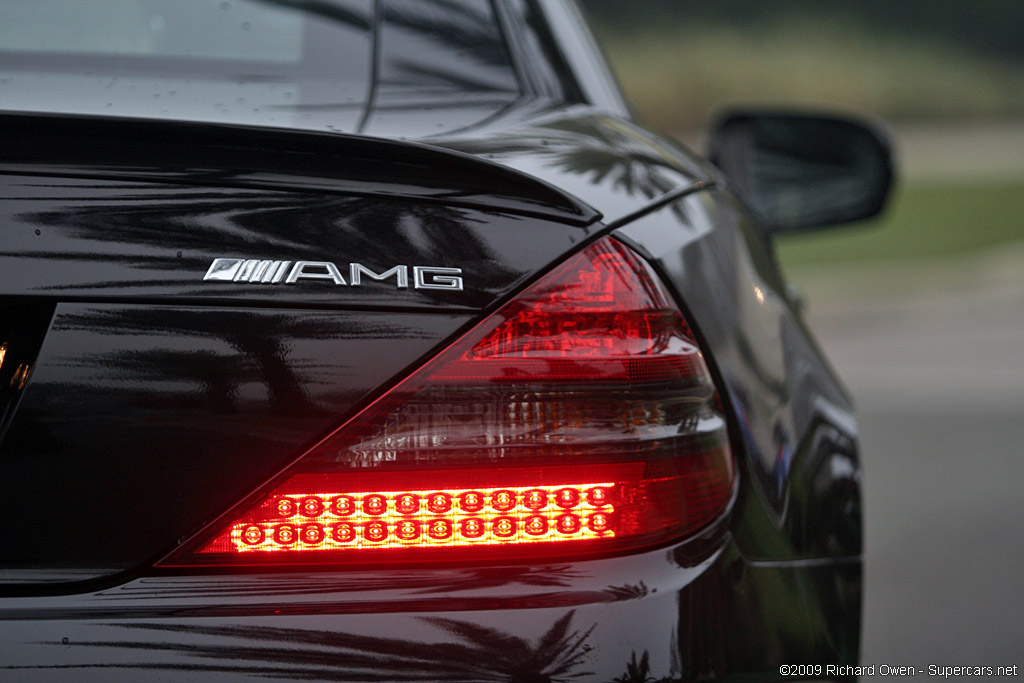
285 261 347 285
413 266 464 291
349 263 408 288
204 258 463 291
203 258 292 284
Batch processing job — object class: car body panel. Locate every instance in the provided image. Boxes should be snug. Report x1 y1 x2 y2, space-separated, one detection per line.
0 0 863 678
0 536 860 681
435 108 715 226
2 304 474 580
614 189 860 561
0 165 597 310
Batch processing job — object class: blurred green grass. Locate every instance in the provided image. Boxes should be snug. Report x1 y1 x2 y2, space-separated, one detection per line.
776 179 1024 271
597 21 1024 131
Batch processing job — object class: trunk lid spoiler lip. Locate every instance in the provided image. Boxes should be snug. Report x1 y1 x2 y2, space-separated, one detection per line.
0 111 602 226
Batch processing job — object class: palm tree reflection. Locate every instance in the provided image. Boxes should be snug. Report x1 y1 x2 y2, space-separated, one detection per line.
28 611 595 681
451 118 697 205
612 650 680 683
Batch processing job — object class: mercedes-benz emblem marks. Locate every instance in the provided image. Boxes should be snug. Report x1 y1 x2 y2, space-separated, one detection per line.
203 259 464 291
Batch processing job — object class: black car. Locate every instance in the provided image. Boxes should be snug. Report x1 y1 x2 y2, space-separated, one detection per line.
0 1 891 680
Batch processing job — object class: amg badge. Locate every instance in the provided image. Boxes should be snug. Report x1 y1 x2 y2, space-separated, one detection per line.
203 259 464 291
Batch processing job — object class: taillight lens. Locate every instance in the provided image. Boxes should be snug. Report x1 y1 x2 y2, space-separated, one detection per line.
163 237 734 566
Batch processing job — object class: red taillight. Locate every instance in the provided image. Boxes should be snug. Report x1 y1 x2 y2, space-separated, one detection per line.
162 237 734 566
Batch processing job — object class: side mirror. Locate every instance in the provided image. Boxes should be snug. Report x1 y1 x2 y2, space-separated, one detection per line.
708 110 894 233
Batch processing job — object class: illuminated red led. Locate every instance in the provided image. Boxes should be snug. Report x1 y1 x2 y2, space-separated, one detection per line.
554 488 580 509
300 497 324 518
523 489 548 510
276 498 297 518
363 495 387 515
586 487 610 507
588 512 610 533
556 514 581 534
241 525 264 545
396 520 419 540
493 517 516 538
274 524 297 545
428 519 453 540
395 494 419 515
461 518 485 538
364 521 388 542
200 480 619 555
300 524 324 544
459 491 484 512
491 490 515 512
332 523 356 543
331 496 355 516
426 492 452 514
525 515 548 536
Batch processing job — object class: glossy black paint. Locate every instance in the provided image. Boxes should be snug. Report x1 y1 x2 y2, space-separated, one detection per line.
437 111 714 226
0 169 598 310
0 533 860 681
0 303 53 443
0 112 598 226
1 304 476 579
0 0 865 678
613 188 860 561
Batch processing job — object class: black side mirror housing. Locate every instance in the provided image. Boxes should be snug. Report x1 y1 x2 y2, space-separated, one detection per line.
708 110 895 233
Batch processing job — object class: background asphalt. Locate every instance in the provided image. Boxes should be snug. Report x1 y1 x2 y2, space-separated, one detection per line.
794 242 1024 673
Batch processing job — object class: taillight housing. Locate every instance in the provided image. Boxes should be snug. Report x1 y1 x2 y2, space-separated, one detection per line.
162 236 734 567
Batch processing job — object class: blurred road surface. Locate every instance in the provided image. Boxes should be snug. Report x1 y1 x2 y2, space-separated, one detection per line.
796 246 1024 673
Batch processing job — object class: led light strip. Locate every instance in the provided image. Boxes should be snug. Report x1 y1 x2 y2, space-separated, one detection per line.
216 482 616 552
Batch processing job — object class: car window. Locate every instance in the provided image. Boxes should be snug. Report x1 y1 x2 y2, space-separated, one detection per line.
0 0 519 133
378 0 519 98
0 0 312 63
